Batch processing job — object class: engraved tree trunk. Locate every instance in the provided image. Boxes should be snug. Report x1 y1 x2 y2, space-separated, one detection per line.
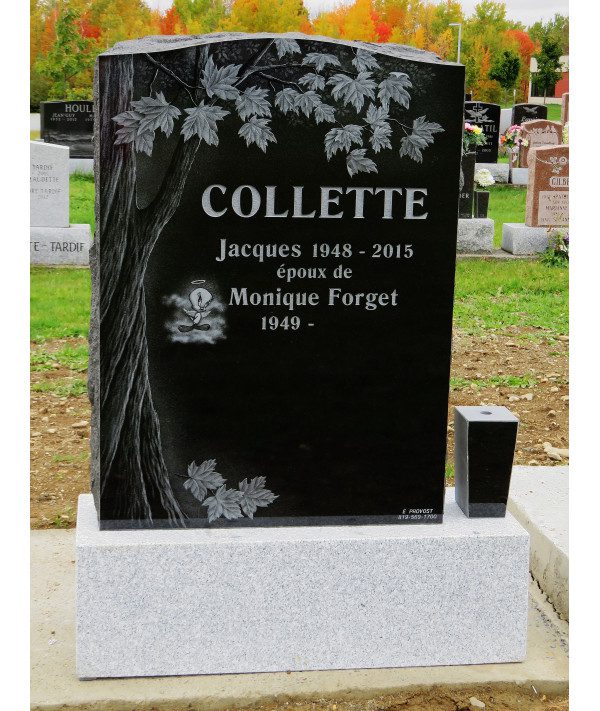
93 55 200 525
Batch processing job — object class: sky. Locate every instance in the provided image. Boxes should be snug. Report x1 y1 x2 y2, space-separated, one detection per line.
146 0 569 25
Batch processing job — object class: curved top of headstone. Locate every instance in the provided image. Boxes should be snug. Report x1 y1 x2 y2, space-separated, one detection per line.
101 31 448 65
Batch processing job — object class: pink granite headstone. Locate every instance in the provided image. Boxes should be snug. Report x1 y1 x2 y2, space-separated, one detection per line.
519 120 562 168
525 145 569 227
561 92 569 124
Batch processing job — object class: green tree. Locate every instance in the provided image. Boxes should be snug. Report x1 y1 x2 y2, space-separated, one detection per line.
35 7 96 100
174 0 226 32
488 48 520 101
529 13 569 54
534 37 562 103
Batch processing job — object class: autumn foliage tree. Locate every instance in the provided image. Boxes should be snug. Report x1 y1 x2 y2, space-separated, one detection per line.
30 0 563 109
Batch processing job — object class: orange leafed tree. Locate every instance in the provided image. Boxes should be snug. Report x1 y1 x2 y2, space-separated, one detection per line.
159 6 187 34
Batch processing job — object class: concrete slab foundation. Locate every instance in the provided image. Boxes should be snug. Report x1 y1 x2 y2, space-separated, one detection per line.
31 528 569 710
476 162 509 184
502 223 558 255
30 224 91 266
457 218 494 253
76 490 529 678
508 466 569 620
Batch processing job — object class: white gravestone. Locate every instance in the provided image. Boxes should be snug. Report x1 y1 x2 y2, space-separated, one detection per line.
30 142 69 227
30 141 91 266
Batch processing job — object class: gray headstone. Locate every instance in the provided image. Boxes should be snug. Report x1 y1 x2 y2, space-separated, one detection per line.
499 107 511 136
30 141 69 227
30 224 91 266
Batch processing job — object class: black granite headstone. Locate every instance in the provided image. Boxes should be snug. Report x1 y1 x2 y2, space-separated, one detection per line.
458 151 475 218
454 406 518 517
40 101 94 158
464 101 500 162
511 103 547 125
92 34 464 529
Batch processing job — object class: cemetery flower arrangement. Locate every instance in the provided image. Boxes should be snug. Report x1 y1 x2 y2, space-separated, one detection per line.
500 124 528 150
462 122 486 152
473 168 495 189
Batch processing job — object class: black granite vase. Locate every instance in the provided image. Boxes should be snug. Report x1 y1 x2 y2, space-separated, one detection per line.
474 190 490 218
454 406 519 518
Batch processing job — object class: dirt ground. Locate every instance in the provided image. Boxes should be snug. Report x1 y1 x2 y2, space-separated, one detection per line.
140 686 568 711
30 329 568 529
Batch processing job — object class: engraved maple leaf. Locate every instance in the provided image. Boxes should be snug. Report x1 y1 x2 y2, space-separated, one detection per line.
238 477 278 518
183 459 226 502
200 57 241 100
131 92 181 137
203 485 243 522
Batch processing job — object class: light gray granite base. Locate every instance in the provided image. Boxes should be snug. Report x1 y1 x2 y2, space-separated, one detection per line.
502 223 557 255
476 162 509 184
30 224 91 265
510 167 528 186
457 218 494 253
76 490 529 679
70 158 94 175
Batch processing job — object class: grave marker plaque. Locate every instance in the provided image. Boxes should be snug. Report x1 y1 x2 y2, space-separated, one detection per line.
40 101 94 158
511 103 547 125
519 119 562 168
464 101 500 162
93 34 464 529
525 145 569 227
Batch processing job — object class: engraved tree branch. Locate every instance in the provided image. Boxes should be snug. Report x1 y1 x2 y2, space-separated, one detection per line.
113 39 444 175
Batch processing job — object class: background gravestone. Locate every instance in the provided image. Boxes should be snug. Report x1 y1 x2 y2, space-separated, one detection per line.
40 100 94 158
511 103 547 125
458 151 475 218
525 145 569 227
30 141 69 227
464 101 500 162
519 119 562 168
92 33 465 530
30 141 91 265
561 92 569 124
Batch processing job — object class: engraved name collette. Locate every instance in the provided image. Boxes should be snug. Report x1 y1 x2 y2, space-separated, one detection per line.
201 185 430 221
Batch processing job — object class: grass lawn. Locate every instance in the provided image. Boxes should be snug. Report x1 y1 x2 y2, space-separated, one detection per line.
453 259 568 337
70 173 95 231
31 267 91 342
488 184 526 247
546 103 562 121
